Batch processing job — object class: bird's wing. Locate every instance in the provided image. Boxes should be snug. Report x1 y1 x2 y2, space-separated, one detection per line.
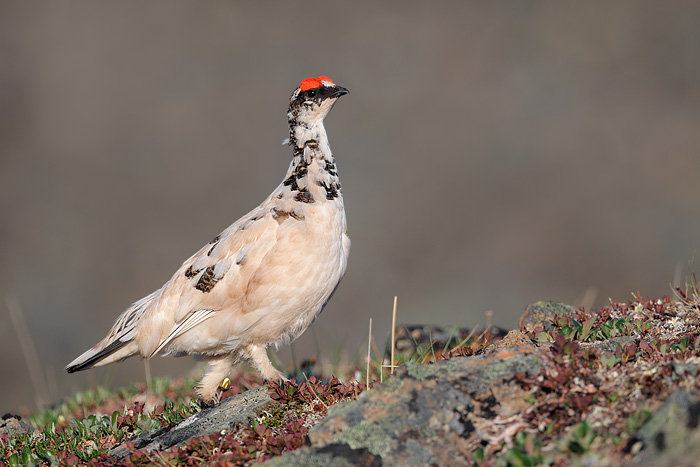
150 308 217 357
145 201 299 355
69 199 303 366
171 207 278 320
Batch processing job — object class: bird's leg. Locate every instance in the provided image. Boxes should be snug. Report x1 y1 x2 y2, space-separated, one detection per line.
245 344 288 383
213 377 232 403
197 355 235 404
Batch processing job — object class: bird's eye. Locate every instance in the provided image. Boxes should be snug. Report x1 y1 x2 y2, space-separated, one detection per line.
307 90 317 98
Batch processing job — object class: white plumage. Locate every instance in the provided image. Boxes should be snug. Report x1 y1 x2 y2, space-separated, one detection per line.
66 76 350 402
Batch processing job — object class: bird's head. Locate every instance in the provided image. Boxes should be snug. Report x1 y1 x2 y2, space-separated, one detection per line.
288 76 348 127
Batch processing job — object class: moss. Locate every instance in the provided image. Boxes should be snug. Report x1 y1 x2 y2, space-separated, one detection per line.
331 420 392 457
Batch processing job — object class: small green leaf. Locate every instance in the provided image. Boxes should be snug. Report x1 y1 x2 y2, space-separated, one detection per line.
535 331 551 342
600 354 620 367
505 447 529 466
580 316 597 341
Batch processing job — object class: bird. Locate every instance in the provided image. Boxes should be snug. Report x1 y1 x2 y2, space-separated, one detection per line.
66 76 350 403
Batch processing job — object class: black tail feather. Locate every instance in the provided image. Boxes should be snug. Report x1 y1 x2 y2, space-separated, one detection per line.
65 339 128 373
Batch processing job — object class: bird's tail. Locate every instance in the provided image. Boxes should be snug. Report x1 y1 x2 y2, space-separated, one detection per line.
65 338 137 373
65 292 156 373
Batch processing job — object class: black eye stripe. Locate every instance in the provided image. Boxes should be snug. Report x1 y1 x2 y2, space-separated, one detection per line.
299 86 337 101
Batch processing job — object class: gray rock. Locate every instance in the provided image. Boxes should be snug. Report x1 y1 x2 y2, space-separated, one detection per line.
519 301 578 333
630 389 700 466
0 414 33 437
108 386 273 459
265 345 545 466
587 336 637 353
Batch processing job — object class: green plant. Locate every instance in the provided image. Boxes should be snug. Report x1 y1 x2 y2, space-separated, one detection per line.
625 409 652 434
563 420 596 454
499 431 550 467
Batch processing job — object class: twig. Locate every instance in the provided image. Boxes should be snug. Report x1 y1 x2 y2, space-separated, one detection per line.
487 422 529 448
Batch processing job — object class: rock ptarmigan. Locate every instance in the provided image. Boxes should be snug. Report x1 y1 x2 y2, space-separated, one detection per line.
66 76 350 403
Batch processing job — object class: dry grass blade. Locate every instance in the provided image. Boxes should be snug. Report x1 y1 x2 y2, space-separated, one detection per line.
366 318 372 388
369 328 384 383
6 294 49 408
449 326 479 353
476 310 494 344
390 296 397 375
579 287 598 312
144 359 152 388
301 372 328 409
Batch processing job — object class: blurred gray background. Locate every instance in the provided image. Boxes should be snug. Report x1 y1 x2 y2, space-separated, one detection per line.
2 2 700 413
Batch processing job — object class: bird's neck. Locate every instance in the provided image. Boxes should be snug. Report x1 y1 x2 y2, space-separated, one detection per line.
288 118 331 154
280 120 342 204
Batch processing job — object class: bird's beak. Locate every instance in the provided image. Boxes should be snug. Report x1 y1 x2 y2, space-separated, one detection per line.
331 86 349 98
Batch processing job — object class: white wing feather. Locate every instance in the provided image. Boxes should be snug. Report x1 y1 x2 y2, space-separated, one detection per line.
150 309 217 357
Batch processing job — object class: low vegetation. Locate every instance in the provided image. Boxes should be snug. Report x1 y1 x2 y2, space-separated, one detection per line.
2 287 700 465
477 293 700 466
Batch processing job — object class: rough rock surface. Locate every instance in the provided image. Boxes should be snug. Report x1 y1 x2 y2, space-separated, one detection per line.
109 386 272 459
0 414 33 438
265 335 545 466
519 300 577 333
629 389 700 466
